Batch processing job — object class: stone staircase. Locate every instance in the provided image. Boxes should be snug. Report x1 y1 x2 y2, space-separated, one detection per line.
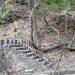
0 38 55 72
0 38 75 75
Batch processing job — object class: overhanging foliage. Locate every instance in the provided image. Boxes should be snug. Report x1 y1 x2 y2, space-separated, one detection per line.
43 0 71 12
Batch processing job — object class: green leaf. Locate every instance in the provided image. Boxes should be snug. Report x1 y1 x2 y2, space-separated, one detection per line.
44 0 55 5
44 0 71 12
56 0 66 5
2 10 9 18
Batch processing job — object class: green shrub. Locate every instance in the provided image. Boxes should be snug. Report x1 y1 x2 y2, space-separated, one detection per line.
21 0 28 5
0 0 12 25
44 0 71 12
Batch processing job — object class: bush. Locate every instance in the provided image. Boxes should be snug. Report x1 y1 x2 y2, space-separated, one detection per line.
21 0 28 5
0 0 12 25
43 0 71 12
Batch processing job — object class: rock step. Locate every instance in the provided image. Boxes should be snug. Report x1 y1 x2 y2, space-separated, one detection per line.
37 58 44 62
0 39 22 46
10 44 23 47
33 56 40 59
34 69 75 75
0 38 55 71
20 50 32 54
0 38 32 48
16 47 29 50
36 58 50 65
31 54 54 69
11 44 54 69
26 53 34 57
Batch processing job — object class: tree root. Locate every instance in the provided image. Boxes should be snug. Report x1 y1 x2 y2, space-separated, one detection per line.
29 0 61 51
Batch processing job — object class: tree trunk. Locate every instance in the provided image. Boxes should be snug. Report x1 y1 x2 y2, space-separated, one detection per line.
29 0 40 49
32 0 40 47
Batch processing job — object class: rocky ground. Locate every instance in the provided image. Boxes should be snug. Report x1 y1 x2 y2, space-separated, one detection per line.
0 3 75 75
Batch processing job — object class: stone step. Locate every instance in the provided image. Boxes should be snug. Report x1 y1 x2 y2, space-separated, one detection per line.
0 39 22 46
21 50 31 54
33 56 40 60
33 57 54 69
9 40 18 44
37 58 44 62
10 44 23 47
33 73 49 75
16 47 27 50
10 39 22 44
26 53 34 57
33 69 75 75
